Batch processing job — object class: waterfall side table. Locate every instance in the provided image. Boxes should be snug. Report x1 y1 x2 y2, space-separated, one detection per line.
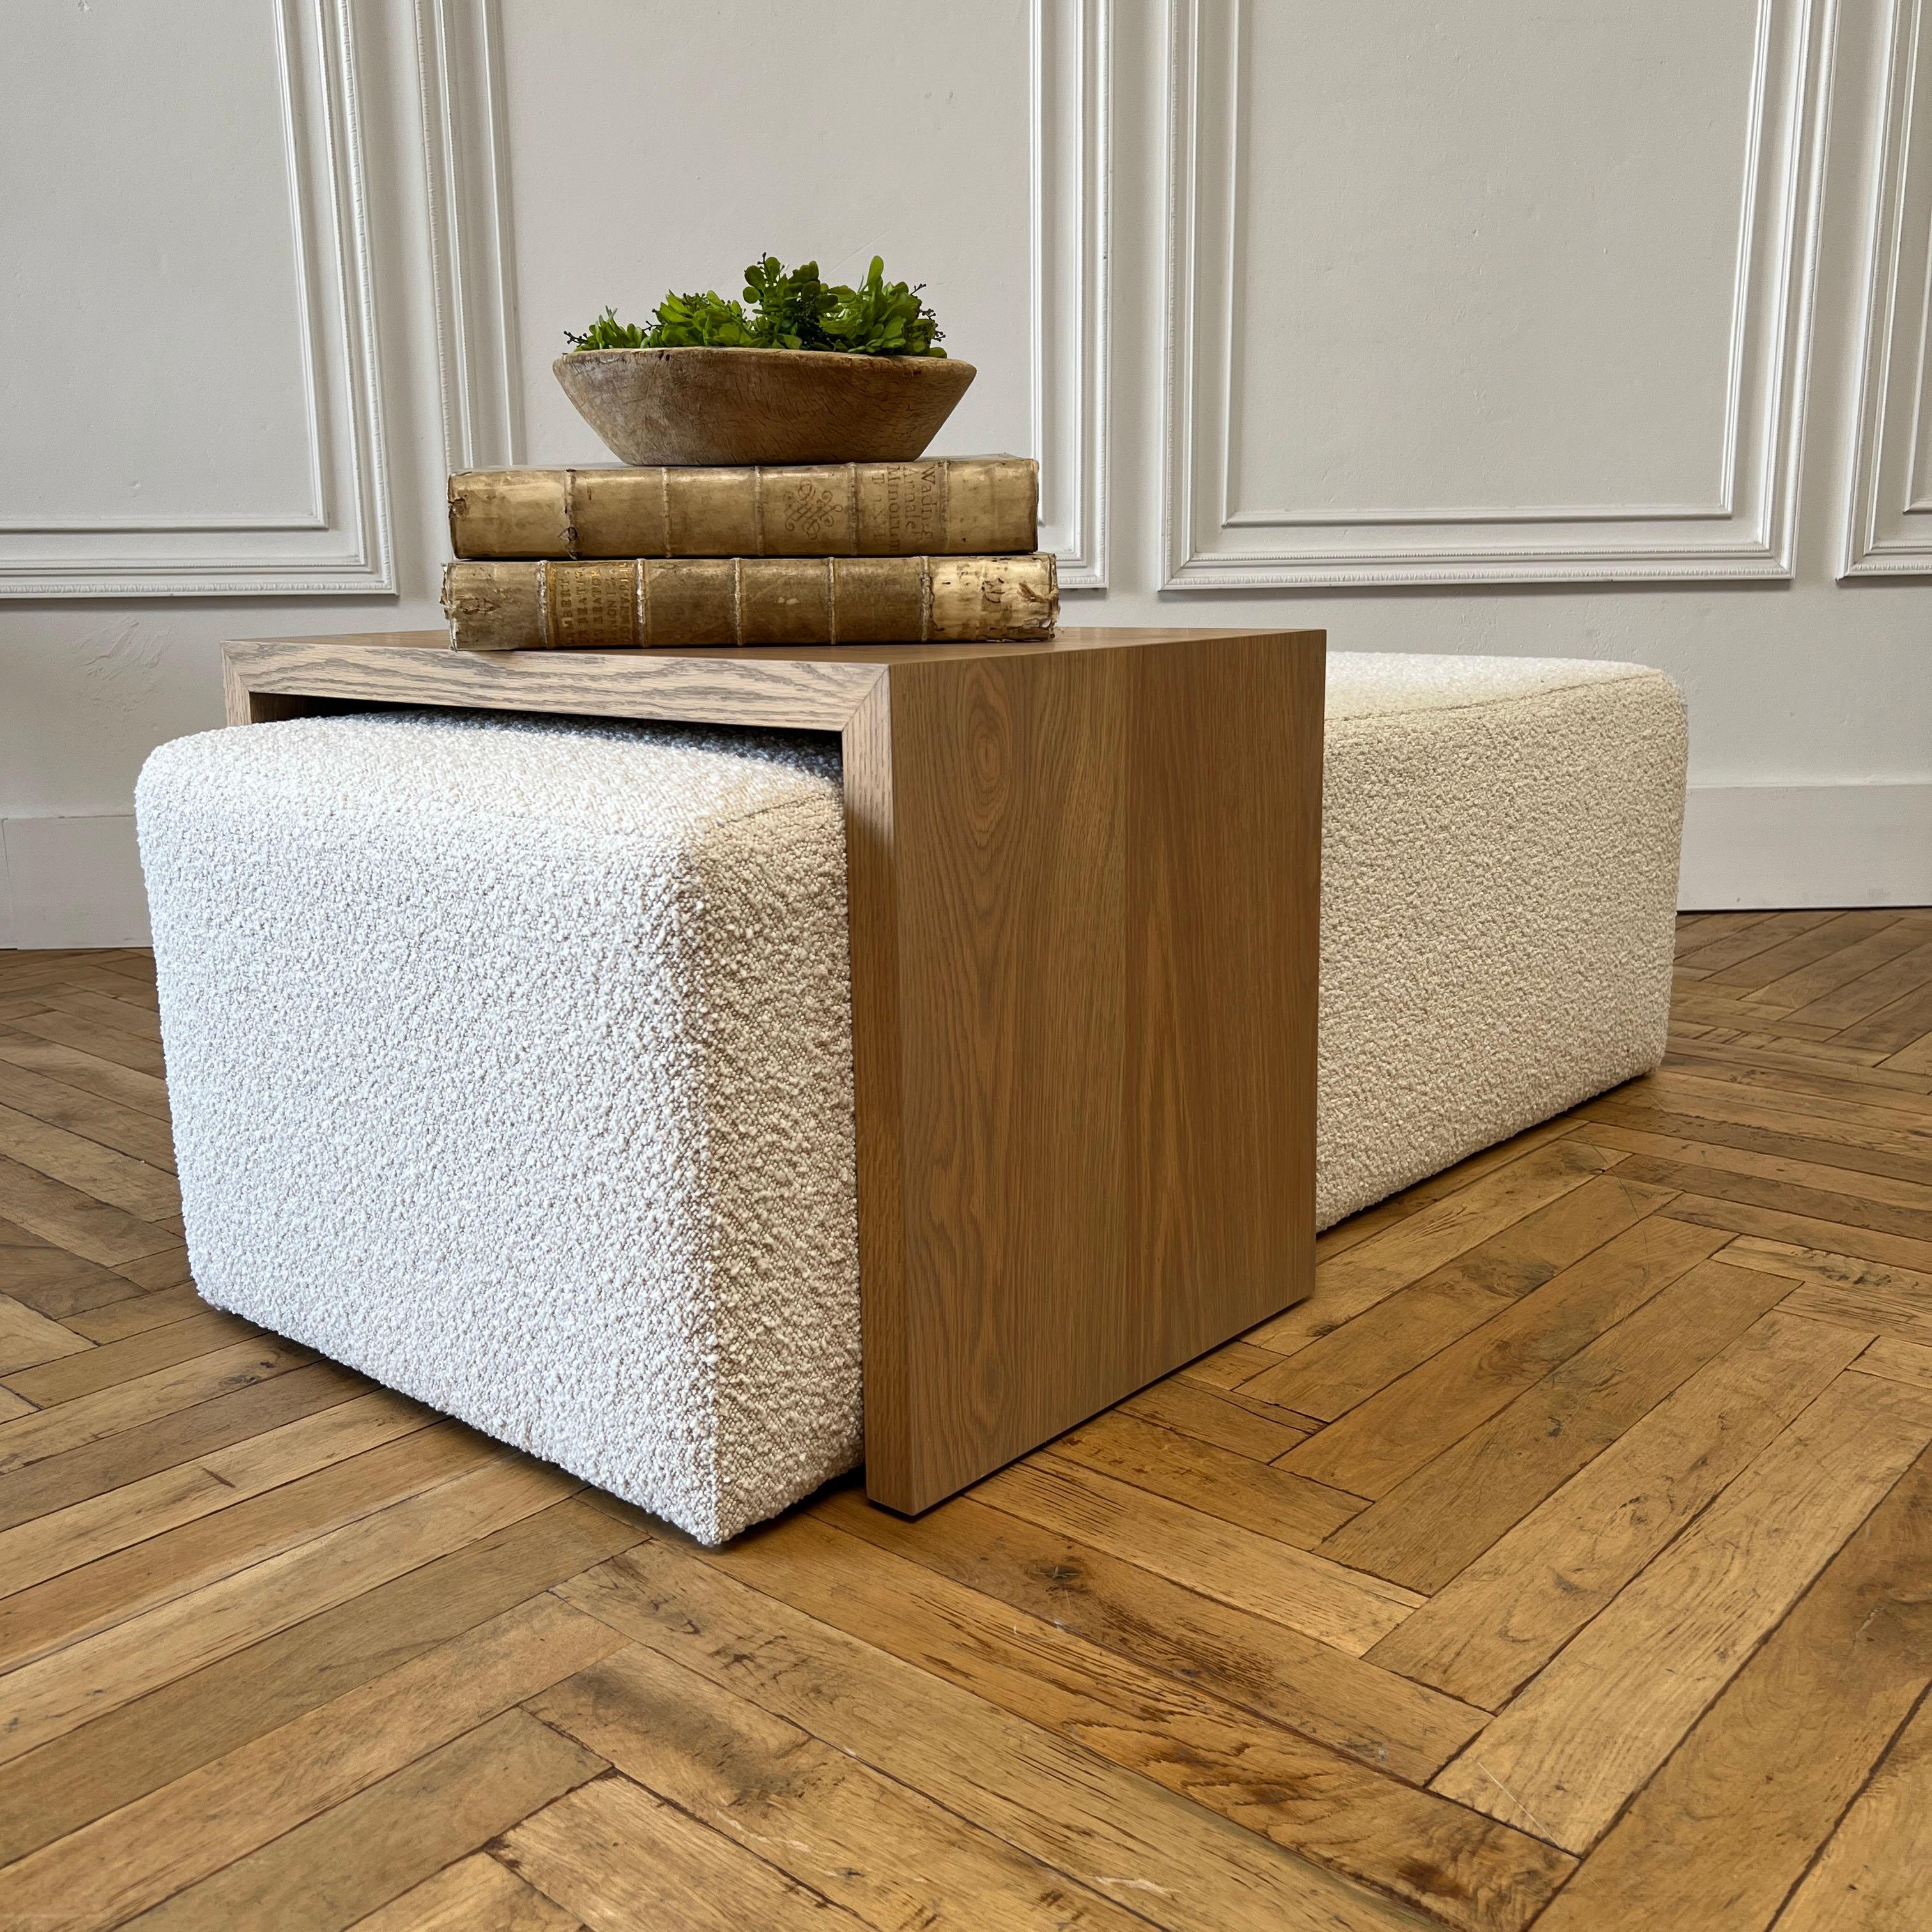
220 626 1324 1514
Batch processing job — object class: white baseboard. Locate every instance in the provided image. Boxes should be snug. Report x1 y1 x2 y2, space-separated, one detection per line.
1 815 151 948
1680 783 1932 910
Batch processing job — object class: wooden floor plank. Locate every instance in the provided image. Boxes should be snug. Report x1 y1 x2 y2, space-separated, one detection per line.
1675 911 1764 955
1849 1332 1932 1390
813 1482 1486 1783
1688 1028 1919 1077
0 1357 368 1536
1666 986 1843 1038
1 1239 155 1321
1634 1068 1932 1155
1238 1172 1677 1424
1782 1281 1932 1347
1581 1090 1932 1184
344 1852 586 1932
498 1773 871 1932
1532 1450 1932 1931
1300 1119 1584 1269
0 971 144 1007
3 1306 255 1407
0 1149 178 1266
1273 1211 1722 1499
1620 1153 1932 1244
1771 1683 1932 1932
0 1026 171 1120
1319 1255 1794 1593
1713 1235 1932 1302
0 1291 95 1375
0 1416 483 1671
61 1283 210 1343
0 1097 181 1220
1174 1337 1285 1390
1839 977 1932 1057
698 1510 1572 1932
1306 1120 1591 1267
123 1710 607 1932
975 1454 1420 1654
0 1007 167 1077
109 1245 193 1292
1428 1374 1932 1852
38 986 167 1046
1705 909 1908 995
532 1638 1159 1932
1585 1118 1932 1214
1660 1046 1932 1128
0 1451 576 1765
1659 1190 1932 1275
0 1334 316 1478
0 1596 620 1931
1363 1310 1869 1708
0 1052 176 1169
1115 1376 1311 1457
558 1541 1457 1932
0 1496 643 1869
1745 919 1932 1015
1039 1407 1364 1546
1672 908 1841 976
1246 1137 1625 1356
0 1388 432 1601
1781 935 1932 1032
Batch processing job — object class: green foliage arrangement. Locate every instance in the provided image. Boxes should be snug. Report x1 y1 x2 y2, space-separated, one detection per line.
564 256 946 357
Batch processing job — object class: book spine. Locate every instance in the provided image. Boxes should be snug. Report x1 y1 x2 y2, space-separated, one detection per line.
447 458 1039 559
443 555 1059 651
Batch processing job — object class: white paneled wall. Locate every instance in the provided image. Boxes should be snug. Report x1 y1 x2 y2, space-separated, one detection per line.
1 0 393 594
1167 0 1825 585
1 0 1928 943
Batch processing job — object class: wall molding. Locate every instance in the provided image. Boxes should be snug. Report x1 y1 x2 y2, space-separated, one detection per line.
1161 0 1834 588
0 0 394 597
1031 0 1110 589
1842 0 1932 574
416 0 524 476
1680 782 1932 907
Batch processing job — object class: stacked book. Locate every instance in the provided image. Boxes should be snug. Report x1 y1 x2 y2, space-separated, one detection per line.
441 456 1057 651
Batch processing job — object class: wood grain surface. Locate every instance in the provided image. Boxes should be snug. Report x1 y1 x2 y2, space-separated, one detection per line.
551 344 977 466
4 914 1930 1927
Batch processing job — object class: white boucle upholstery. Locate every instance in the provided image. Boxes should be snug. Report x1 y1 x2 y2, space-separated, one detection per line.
1317 654 1685 1226
137 709 859 1545
137 652 1684 1543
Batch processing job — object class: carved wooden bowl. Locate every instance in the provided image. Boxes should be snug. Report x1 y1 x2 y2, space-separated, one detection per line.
553 346 977 466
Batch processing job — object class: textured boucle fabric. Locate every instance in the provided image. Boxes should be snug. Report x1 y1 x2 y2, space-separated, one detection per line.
137 708 859 1544
1317 654 1686 1227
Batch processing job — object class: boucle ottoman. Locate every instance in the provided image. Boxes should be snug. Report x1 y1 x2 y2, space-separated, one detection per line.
138 709 859 1545
1317 654 1686 1227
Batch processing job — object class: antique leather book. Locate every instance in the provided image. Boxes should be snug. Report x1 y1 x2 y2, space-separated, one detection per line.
443 554 1059 650
448 457 1038 558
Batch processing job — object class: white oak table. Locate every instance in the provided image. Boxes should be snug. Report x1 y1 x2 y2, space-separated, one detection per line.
222 627 1325 1513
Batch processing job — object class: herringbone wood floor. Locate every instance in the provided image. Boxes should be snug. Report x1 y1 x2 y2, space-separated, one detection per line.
0 915 1929 1930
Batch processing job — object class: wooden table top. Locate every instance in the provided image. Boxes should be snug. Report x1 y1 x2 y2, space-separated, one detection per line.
227 624 1318 668
223 627 1328 733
